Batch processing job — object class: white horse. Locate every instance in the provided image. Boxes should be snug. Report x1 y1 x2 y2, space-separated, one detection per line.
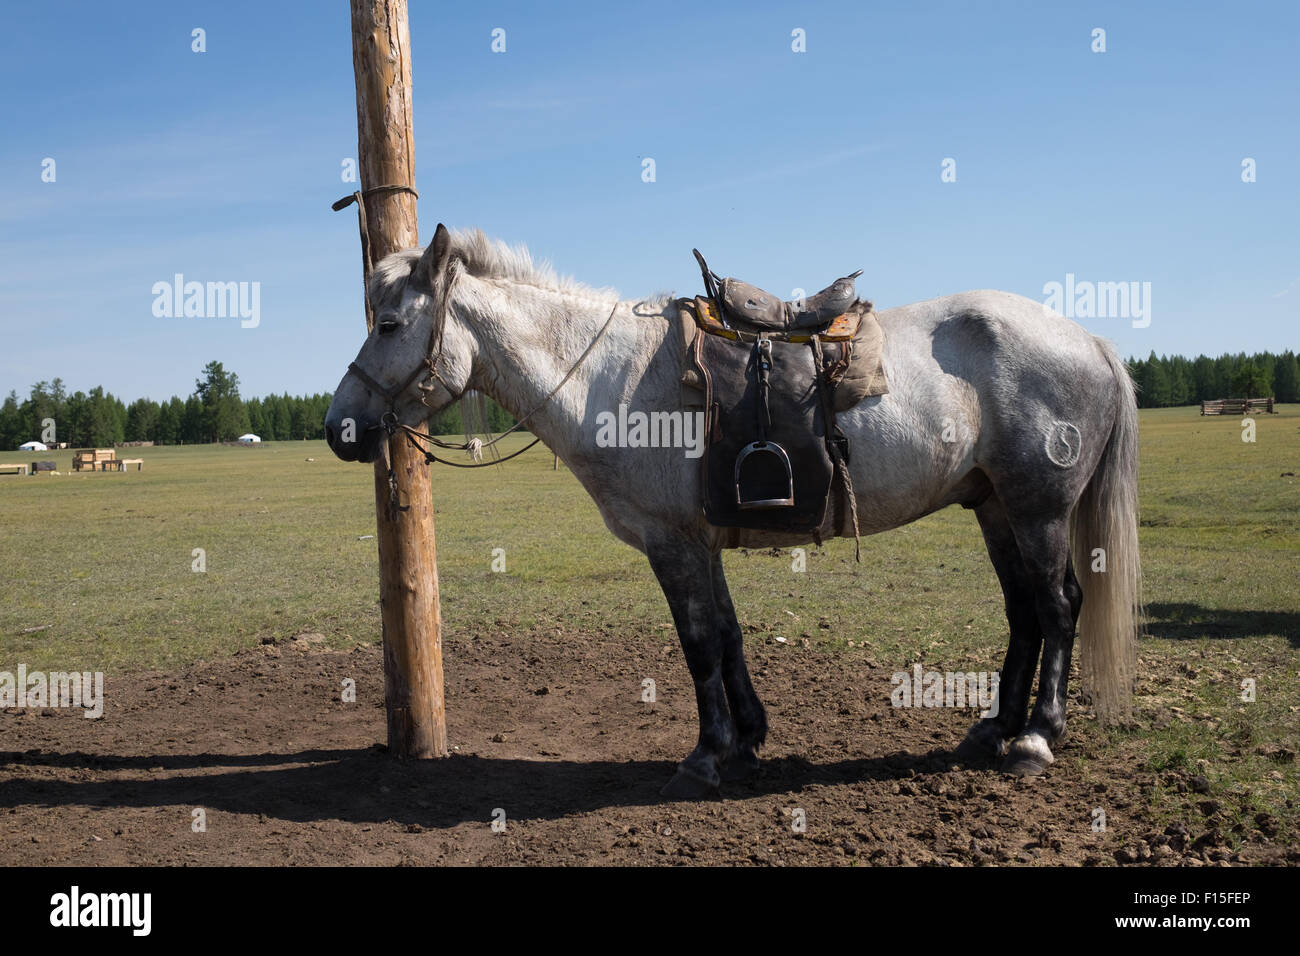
326 225 1140 799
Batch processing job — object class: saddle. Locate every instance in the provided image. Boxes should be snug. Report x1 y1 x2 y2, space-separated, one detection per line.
680 250 888 541
694 249 862 334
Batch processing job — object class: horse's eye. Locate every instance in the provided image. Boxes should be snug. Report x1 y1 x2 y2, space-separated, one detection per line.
377 319 401 335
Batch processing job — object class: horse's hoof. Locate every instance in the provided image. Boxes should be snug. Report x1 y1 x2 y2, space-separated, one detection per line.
955 721 1010 763
660 765 721 800
1000 733 1054 777
720 749 761 782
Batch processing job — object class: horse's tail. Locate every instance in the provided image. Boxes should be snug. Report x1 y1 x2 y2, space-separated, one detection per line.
1070 339 1141 723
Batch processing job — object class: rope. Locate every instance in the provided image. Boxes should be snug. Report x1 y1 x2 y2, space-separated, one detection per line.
400 427 543 468
332 184 421 331
403 300 621 457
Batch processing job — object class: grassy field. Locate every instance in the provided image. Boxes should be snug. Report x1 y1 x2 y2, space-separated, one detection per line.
2 406 1297 841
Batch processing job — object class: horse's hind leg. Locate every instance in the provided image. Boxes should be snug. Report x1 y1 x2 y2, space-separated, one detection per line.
711 554 767 781
647 539 734 799
957 496 1042 762
1000 515 1077 777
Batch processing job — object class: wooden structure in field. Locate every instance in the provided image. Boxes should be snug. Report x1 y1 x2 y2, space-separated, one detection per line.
73 449 119 471
1200 398 1276 416
70 449 145 471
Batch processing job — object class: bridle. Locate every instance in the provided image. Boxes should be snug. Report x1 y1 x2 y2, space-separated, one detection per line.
345 264 621 470
333 188 618 472
345 274 450 432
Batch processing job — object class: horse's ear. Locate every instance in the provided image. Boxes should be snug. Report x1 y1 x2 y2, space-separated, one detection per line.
416 223 452 287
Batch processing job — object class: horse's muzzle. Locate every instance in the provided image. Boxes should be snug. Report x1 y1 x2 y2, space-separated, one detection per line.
324 416 385 463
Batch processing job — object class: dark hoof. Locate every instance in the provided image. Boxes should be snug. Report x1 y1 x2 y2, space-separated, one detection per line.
955 721 1010 763
660 765 721 800
1000 733 1054 777
720 749 761 782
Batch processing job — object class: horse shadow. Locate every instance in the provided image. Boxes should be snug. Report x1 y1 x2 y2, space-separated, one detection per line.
1143 602 1300 648
0 746 964 829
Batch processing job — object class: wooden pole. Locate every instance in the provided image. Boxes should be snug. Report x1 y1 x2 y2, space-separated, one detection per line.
349 0 447 758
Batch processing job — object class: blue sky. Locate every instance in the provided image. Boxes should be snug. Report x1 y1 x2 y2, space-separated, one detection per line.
2 0 1296 402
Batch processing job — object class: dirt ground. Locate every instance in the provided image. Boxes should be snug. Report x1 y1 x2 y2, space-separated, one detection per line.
2 629 1294 866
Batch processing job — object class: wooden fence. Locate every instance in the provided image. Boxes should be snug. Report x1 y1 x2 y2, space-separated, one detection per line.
1200 398 1275 416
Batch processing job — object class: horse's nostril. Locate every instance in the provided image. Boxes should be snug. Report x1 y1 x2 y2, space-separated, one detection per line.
325 425 336 445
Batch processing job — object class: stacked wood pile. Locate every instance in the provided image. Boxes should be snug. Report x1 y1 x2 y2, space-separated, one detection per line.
1200 398 1275 415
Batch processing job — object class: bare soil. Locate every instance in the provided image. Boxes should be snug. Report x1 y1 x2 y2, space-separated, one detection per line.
2 630 1293 866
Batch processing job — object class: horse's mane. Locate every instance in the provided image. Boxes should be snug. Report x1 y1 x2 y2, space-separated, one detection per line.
368 228 620 311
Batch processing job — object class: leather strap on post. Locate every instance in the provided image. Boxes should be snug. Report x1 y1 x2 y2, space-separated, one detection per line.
332 184 421 332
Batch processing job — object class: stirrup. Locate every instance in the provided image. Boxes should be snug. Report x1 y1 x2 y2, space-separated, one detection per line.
735 440 795 509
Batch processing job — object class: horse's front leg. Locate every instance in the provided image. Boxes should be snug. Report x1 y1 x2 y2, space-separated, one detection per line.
647 539 734 799
711 553 767 781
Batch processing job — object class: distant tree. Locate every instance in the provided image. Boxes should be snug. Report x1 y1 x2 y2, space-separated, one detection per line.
1257 353 1276 394
1231 360 1271 398
0 391 23 449
21 379 65 444
1168 361 1190 406
245 397 265 439
312 394 332 439
1208 355 1230 399
193 361 245 442
289 397 310 439
63 391 89 446
1273 351 1299 403
84 386 124 446
1136 352 1172 407
270 394 292 441
126 398 160 442
182 395 204 444
1192 355 1215 403
153 398 181 444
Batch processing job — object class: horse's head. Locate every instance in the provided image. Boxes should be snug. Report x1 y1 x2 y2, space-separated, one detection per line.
325 223 472 462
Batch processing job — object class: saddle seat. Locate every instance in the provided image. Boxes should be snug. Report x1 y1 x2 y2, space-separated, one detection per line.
693 248 863 335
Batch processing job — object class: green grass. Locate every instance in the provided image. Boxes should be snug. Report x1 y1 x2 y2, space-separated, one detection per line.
2 407 1297 838
2 409 1295 669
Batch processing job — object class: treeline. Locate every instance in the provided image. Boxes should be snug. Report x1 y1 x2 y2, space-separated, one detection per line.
1127 350 1298 409
1 360 515 449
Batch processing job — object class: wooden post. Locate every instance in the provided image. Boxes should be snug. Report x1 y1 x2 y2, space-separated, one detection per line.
349 0 447 758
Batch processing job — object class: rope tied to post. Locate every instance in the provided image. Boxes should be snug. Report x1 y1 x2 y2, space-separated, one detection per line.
333 184 421 331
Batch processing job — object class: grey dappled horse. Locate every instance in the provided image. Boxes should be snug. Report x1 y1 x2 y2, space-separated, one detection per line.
325 225 1140 799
